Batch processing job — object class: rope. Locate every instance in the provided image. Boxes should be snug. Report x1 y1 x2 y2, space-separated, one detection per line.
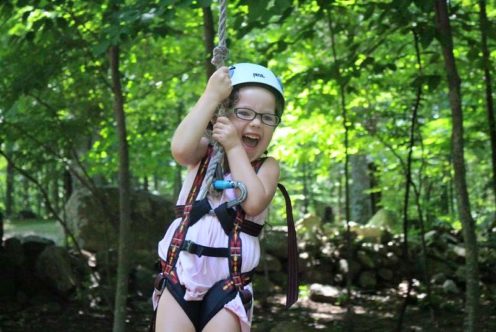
199 0 229 200
211 0 228 69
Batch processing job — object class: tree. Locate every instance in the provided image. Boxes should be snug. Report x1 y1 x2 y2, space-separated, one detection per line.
478 0 496 208
109 43 132 332
434 1 480 330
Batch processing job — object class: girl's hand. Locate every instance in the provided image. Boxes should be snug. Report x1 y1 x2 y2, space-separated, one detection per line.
204 66 232 104
212 116 241 151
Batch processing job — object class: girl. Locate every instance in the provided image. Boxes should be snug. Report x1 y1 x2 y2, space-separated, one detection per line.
153 63 285 332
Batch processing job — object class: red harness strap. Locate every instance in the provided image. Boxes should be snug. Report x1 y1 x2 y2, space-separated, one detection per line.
162 146 213 283
221 158 265 302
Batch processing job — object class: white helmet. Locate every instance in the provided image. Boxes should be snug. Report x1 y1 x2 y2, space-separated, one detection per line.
229 63 285 116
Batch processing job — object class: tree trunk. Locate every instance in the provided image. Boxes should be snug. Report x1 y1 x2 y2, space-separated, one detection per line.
6 157 15 218
350 154 372 224
302 161 309 214
0 209 3 246
63 169 72 202
368 162 380 215
434 1 480 330
396 28 432 331
323 5 354 329
478 0 496 207
109 45 133 332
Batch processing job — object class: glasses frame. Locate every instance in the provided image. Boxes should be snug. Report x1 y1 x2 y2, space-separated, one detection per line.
232 107 281 127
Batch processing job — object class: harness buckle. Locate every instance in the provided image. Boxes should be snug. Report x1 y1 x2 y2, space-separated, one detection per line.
183 240 203 256
154 272 167 295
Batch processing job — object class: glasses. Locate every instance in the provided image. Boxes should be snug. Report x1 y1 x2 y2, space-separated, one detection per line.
233 108 280 127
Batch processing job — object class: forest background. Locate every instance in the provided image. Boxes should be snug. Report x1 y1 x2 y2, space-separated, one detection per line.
0 0 495 331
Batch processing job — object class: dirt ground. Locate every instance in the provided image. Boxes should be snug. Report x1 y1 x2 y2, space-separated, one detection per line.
1 288 495 332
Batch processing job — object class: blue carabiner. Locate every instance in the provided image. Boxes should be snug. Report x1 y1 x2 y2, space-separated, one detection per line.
212 180 247 208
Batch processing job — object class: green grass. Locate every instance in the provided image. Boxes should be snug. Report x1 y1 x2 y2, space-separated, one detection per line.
4 219 65 245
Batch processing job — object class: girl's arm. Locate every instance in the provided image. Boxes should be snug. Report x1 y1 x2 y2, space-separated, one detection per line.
226 145 280 216
213 116 279 216
171 67 232 167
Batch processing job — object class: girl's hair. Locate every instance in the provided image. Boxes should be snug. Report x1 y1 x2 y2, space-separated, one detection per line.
228 84 284 117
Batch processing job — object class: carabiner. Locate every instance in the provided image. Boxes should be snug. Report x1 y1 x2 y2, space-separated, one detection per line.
213 180 248 208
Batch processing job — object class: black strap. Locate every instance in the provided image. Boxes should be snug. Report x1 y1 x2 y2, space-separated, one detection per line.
175 203 264 237
214 202 236 234
181 240 230 257
189 198 212 226
277 183 299 309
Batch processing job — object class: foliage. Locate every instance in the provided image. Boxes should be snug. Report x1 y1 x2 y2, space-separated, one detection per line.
0 0 495 234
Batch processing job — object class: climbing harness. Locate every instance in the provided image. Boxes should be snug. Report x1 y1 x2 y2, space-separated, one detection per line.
152 147 265 331
152 148 298 331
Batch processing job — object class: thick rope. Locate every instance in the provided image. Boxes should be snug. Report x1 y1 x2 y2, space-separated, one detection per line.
211 0 228 69
199 0 229 200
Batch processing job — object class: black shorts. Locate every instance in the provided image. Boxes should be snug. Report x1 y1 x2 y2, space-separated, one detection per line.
155 275 252 331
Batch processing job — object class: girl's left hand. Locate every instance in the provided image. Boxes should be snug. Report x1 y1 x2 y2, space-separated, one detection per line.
212 116 241 151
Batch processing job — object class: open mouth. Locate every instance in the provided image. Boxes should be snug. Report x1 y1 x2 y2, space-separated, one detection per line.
242 134 260 148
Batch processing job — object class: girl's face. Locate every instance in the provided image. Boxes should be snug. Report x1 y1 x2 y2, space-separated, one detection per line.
229 86 277 161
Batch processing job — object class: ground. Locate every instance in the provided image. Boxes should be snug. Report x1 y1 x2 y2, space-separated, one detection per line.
1 289 495 332
2 220 495 331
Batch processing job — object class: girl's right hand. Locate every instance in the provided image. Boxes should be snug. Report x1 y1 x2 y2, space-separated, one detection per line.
204 66 232 104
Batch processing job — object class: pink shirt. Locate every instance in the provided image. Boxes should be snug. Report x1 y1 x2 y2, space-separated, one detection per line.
155 161 268 331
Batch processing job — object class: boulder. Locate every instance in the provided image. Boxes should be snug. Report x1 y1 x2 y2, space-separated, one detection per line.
65 187 175 264
22 236 55 269
256 253 283 273
0 251 17 297
377 268 394 282
35 246 79 296
263 228 288 259
442 279 459 294
367 208 396 230
309 283 341 303
358 270 377 289
356 250 376 269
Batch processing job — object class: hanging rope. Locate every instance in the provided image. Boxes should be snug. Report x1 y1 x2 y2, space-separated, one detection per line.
199 0 229 200
211 0 228 69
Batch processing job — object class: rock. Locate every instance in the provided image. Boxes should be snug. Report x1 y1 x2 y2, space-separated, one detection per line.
431 273 447 285
367 209 396 230
356 250 376 269
295 213 322 232
65 187 175 264
350 222 385 243
269 271 288 289
377 268 394 281
309 283 341 303
263 229 288 259
253 276 277 301
4 237 24 267
256 253 283 273
35 246 78 296
384 251 399 267
0 251 17 297
451 245 465 258
358 270 377 289
442 279 459 294
338 258 361 278
22 236 55 268
297 252 315 273
302 268 332 284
